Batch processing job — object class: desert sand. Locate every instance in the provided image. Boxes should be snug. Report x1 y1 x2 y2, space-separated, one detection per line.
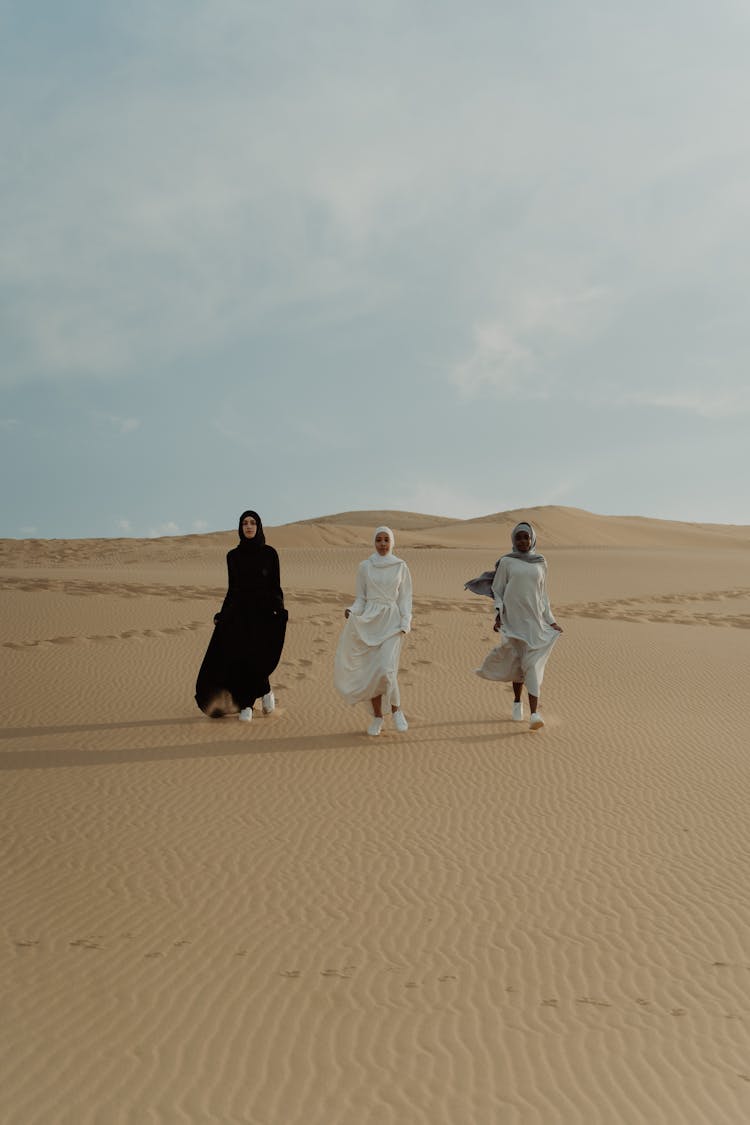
3 506 750 1124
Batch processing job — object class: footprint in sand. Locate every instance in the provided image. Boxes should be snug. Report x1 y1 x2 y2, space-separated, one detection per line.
280 969 301 978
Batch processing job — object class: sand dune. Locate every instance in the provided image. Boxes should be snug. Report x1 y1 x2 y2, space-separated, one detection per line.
4 504 750 563
3 508 750 1123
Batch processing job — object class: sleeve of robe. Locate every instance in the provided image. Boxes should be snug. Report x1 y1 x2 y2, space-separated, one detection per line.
541 566 555 624
219 551 237 616
491 558 509 616
398 563 413 633
266 546 285 613
348 561 368 615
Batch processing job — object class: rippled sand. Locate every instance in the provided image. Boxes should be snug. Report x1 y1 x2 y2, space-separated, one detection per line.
3 507 750 1124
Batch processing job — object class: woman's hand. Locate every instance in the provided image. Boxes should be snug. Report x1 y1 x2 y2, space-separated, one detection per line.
493 612 502 633
551 621 563 633
344 609 351 619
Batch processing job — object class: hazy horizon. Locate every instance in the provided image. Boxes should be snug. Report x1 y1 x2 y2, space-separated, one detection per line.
4 501 750 543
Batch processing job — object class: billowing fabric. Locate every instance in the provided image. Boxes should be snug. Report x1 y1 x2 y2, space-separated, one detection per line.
464 563 501 599
476 632 555 696
335 630 405 710
475 523 559 694
195 511 287 717
334 529 412 709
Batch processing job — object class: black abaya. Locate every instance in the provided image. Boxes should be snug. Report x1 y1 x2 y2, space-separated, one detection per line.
195 512 288 717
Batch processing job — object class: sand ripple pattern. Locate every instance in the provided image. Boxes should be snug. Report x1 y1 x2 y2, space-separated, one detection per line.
3 543 750 1124
563 587 750 628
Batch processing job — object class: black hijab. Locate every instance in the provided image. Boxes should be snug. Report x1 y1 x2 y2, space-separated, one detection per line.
237 510 266 550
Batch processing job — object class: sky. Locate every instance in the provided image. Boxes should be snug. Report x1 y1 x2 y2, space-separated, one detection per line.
2 0 750 538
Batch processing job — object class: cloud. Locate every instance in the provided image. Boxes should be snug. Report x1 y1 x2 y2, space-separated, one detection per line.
148 521 180 538
3 0 750 416
622 389 750 418
4 0 750 538
192 519 208 531
92 412 141 434
116 518 133 533
394 482 504 522
453 286 611 399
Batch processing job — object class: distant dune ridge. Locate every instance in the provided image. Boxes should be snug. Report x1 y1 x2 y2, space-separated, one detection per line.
3 505 750 562
3 505 750 1123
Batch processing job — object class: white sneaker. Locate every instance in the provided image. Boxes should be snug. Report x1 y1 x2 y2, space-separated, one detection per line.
392 709 408 732
238 707 253 722
512 701 523 722
262 691 275 714
367 716 384 737
529 712 544 731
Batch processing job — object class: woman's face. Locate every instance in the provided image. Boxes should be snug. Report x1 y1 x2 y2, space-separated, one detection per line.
514 528 532 552
374 532 391 556
242 515 258 539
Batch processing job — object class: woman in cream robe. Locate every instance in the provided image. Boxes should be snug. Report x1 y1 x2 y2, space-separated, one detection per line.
471 521 562 731
334 526 413 736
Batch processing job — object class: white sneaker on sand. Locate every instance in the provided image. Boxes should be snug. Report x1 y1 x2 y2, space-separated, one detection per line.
529 712 544 731
512 701 523 722
367 716 384 737
262 691 275 714
238 707 253 722
392 709 408 732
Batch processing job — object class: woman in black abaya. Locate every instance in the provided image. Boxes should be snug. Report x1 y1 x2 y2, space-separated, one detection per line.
195 510 287 720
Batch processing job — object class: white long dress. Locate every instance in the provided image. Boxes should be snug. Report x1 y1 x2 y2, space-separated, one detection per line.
476 555 559 696
334 554 413 709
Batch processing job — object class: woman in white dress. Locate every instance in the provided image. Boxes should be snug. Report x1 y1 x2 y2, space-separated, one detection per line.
472 521 562 731
334 526 413 736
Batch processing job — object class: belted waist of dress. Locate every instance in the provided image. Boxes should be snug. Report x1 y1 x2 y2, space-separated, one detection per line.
366 599 394 606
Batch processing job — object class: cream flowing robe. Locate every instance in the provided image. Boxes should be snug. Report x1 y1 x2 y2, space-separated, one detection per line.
476 555 559 696
334 551 413 710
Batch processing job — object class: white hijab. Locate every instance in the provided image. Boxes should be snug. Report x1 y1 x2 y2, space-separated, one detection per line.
369 525 403 568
